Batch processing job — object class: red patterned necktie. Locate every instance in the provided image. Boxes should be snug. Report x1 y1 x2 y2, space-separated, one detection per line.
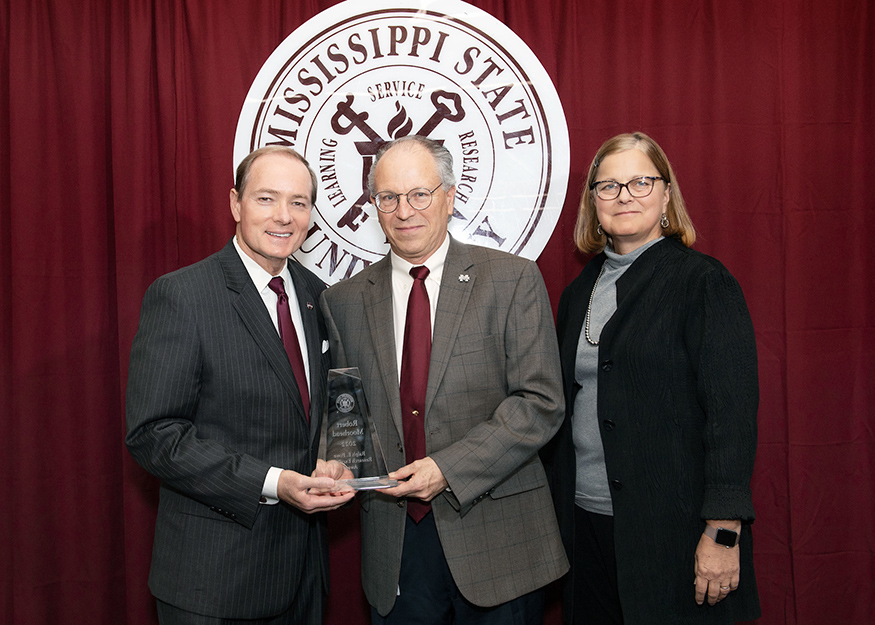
268 276 310 421
399 266 432 522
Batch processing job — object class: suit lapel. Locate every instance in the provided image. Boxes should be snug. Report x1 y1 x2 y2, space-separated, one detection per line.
218 242 306 417
363 258 406 441
426 238 474 415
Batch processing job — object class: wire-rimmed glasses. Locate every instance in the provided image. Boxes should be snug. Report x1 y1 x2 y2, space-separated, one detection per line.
372 183 443 213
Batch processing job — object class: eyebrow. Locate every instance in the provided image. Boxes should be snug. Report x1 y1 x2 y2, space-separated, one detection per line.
252 188 309 199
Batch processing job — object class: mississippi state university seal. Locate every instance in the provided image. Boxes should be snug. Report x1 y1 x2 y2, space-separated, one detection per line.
234 0 569 285
335 393 355 414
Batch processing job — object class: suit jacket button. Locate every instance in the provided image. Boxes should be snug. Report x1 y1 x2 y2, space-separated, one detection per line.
397 442 404 453
610 479 623 490
601 360 613 371
603 420 616 431
397 500 406 508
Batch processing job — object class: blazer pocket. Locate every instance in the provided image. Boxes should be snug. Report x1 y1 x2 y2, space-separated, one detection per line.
489 457 548 500
453 334 500 356
451 336 504 394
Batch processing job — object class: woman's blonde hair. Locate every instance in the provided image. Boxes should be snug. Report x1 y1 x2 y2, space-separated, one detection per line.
574 132 696 253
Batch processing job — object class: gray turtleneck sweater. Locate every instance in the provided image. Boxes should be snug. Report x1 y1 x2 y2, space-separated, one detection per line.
573 237 663 515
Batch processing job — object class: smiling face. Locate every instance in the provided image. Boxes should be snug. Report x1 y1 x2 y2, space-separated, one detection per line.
373 142 455 265
593 148 670 254
229 152 313 275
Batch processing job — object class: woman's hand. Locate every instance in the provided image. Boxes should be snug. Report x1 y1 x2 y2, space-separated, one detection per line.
694 520 741 606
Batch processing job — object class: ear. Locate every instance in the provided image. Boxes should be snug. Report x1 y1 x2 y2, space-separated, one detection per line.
229 188 242 223
662 183 671 211
445 185 457 217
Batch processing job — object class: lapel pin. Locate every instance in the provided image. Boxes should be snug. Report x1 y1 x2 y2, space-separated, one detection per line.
458 274 470 282
306 302 314 309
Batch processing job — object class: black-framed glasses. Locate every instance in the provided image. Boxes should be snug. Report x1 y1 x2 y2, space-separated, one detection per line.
590 176 665 200
372 183 443 213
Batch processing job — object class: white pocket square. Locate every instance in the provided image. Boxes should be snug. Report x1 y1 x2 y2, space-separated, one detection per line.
321 340 330 354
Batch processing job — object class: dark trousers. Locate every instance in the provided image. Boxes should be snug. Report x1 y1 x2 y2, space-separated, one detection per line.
156 598 321 625
372 511 545 625
572 506 623 625
156 532 324 625
157 569 322 625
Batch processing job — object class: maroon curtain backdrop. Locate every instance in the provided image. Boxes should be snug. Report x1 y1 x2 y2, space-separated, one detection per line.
2 0 872 623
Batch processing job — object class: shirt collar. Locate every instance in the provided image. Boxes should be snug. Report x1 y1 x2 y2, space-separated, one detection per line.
233 235 291 292
389 233 450 283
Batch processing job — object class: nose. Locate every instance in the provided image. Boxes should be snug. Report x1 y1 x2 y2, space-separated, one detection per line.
616 184 634 202
394 195 418 219
273 201 294 224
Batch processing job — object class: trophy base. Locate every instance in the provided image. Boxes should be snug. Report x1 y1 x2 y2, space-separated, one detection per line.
337 476 399 491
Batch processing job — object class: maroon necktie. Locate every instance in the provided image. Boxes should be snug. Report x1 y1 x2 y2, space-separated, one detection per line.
268 276 310 421
399 266 431 522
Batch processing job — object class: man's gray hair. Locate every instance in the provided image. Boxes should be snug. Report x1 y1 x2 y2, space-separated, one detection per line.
367 135 456 195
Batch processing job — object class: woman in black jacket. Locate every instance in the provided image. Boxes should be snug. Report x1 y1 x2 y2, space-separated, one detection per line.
547 132 760 624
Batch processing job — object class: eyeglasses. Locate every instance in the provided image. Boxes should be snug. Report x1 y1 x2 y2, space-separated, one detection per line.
372 183 443 213
590 176 665 201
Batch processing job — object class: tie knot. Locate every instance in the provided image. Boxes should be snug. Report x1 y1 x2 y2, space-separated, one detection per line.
410 266 430 281
268 276 287 297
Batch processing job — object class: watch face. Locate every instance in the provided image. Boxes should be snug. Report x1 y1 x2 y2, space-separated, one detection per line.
715 528 738 547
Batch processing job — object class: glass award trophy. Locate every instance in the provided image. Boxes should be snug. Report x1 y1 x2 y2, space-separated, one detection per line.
322 367 398 490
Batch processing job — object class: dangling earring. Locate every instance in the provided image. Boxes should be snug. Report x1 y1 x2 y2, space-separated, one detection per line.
660 213 669 229
597 224 603 235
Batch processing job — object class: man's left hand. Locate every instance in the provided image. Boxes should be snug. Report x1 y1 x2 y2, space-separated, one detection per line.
379 457 448 501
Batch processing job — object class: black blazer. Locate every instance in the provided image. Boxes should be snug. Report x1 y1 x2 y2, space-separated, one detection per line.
126 239 330 619
545 237 761 624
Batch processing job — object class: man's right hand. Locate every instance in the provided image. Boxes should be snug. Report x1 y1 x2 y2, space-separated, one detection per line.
276 469 354 513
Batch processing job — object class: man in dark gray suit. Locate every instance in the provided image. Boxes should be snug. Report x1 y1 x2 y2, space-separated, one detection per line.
126 146 354 624
320 136 568 624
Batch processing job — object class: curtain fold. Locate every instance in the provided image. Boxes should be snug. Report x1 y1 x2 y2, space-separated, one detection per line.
2 1 872 623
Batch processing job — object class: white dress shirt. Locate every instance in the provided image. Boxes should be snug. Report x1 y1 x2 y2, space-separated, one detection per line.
389 235 449 382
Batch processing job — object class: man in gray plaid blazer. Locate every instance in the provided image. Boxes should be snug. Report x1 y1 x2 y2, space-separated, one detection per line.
320 136 568 624
126 147 353 624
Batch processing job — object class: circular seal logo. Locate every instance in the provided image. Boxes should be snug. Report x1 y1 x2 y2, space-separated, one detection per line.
234 0 569 285
335 392 355 413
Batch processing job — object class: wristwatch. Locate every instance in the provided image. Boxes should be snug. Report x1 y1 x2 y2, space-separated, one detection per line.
703 525 740 548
